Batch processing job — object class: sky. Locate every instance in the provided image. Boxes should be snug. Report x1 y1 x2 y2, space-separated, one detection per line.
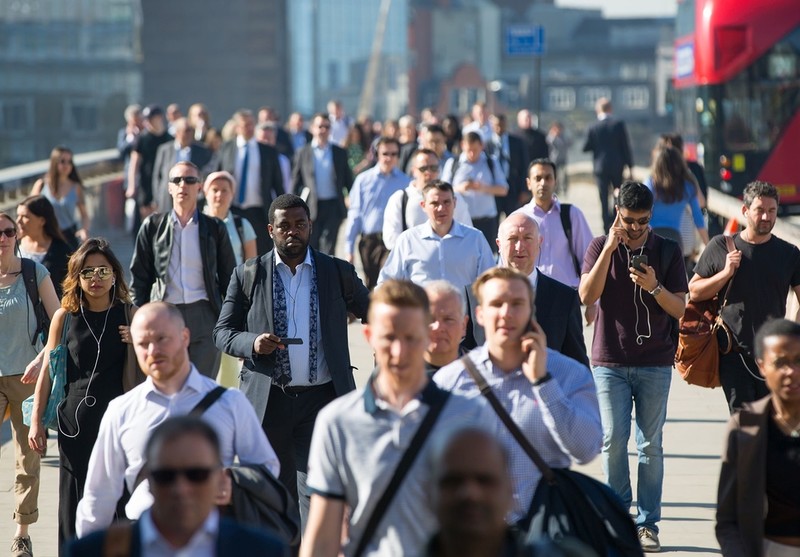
556 0 677 18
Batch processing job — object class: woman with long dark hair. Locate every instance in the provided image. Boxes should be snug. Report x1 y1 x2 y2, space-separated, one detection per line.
30 146 90 250
28 238 140 550
16 195 72 298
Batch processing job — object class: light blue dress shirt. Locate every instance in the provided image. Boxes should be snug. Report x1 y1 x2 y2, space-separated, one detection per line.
344 165 409 254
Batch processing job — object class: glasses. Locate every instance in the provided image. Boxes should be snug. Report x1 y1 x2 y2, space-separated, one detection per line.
79 266 114 280
417 165 439 173
58 159 73 165
169 176 201 185
379 151 400 158
620 216 651 226
316 124 330 130
150 467 218 485
0 227 16 238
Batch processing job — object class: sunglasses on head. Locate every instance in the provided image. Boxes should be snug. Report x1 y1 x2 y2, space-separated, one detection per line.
0 227 16 238
150 467 217 485
79 266 114 280
169 176 201 185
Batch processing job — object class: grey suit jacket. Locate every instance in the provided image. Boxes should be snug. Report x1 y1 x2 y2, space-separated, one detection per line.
291 143 352 221
213 249 369 422
151 141 215 211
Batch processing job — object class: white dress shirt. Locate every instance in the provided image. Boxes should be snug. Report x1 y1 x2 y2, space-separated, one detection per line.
382 184 473 250
235 136 263 208
139 508 218 557
377 221 495 288
165 210 207 304
75 366 279 537
274 249 331 386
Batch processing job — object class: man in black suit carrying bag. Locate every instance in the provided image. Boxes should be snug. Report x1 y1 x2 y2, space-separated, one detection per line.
213 194 369 530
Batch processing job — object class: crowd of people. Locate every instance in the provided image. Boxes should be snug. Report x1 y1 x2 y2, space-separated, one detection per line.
0 96 798 557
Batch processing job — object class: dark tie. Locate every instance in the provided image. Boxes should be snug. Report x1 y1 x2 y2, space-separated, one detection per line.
238 144 249 205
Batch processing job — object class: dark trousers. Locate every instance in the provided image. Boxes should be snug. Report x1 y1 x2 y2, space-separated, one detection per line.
235 205 272 255
719 348 769 413
358 233 389 290
595 172 623 231
263 381 337 533
472 216 500 254
311 199 343 256
175 300 221 379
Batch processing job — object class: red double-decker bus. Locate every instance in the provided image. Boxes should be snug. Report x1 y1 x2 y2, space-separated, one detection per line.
673 0 800 211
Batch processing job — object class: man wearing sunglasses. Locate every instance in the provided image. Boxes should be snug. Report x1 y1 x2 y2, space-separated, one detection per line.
76 302 279 539
579 181 687 552
130 161 236 379
68 416 287 556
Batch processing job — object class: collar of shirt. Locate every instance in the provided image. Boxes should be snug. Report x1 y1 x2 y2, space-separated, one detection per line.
373 166 403 179
274 246 313 273
363 372 442 415
140 508 219 553
420 220 465 240
174 141 190 151
311 139 330 151
528 267 539 288
170 208 199 228
531 196 562 217
236 136 254 149
141 365 205 403
598 113 610 121
473 344 525 380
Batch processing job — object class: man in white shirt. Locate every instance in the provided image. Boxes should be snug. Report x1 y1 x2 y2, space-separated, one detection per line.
378 180 494 289
75 302 279 538
382 149 472 250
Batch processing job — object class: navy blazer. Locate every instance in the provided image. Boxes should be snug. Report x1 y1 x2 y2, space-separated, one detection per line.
464 272 589 368
218 139 285 208
64 517 289 557
213 249 369 422
582 117 633 178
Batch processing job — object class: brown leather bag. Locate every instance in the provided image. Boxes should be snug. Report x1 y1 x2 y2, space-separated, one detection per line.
674 236 736 388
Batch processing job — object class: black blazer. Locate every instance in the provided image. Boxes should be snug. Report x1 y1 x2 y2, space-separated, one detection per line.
152 141 215 212
218 139 285 208
464 272 589 367
582 117 633 178
291 143 352 221
63 516 289 557
213 249 370 422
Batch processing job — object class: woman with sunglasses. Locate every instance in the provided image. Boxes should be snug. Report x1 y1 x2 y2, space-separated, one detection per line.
0 212 60 557
28 238 139 551
16 195 73 299
31 146 90 250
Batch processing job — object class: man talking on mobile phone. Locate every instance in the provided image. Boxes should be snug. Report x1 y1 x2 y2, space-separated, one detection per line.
434 267 602 525
579 181 687 552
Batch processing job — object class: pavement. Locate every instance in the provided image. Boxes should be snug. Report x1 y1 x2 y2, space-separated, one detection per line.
1 179 730 555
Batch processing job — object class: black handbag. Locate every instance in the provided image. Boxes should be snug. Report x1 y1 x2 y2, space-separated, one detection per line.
459 357 643 557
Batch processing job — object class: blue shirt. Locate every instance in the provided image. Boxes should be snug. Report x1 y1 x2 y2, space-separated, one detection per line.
377 221 495 289
644 177 705 231
312 141 336 200
442 153 508 219
344 165 409 253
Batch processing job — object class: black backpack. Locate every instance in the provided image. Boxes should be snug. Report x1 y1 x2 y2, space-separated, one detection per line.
21 258 50 345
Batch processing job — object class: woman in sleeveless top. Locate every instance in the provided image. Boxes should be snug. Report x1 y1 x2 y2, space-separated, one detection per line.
16 195 72 299
31 146 90 250
28 238 141 552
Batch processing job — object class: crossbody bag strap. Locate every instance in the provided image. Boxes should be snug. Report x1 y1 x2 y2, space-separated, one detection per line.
719 236 738 309
189 386 227 417
353 386 451 557
459 356 556 484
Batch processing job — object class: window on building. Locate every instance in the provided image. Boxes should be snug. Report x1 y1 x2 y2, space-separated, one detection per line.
66 101 98 133
1 101 33 132
621 86 650 110
547 87 576 111
582 87 612 109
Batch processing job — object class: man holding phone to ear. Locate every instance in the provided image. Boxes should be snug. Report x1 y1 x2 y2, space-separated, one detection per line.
579 181 687 553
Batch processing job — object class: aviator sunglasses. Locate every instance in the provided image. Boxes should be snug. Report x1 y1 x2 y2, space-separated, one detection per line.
79 266 114 280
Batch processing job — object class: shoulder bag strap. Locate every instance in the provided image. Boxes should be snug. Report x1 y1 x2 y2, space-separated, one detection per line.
353 387 451 557
719 236 737 308
189 386 227 417
558 204 581 277
400 189 409 232
459 356 556 484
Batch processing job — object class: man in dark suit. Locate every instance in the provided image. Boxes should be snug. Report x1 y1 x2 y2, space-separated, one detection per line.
258 106 295 161
516 109 550 163
582 97 634 231
489 114 528 215
292 113 353 255
218 109 285 254
213 194 369 530
65 416 288 557
152 117 215 212
464 212 588 367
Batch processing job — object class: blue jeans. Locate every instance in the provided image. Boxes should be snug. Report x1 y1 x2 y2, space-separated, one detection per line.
592 365 672 532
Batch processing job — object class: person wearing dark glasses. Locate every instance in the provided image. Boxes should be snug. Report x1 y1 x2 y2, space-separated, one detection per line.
0 213 60 557
66 416 288 556
130 161 236 379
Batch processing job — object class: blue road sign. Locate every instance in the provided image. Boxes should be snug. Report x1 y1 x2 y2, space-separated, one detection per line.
506 24 546 57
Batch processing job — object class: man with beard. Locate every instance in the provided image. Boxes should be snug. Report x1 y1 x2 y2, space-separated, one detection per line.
213 194 370 531
579 181 687 552
690 181 800 411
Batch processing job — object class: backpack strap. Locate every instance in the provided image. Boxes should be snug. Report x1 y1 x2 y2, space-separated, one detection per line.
21 258 47 345
232 214 246 250
558 204 581 278
485 155 496 184
400 189 409 232
241 256 260 312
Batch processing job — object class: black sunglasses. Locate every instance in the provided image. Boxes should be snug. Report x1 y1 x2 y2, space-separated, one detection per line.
169 176 201 185
0 227 16 238
150 467 218 485
417 165 439 173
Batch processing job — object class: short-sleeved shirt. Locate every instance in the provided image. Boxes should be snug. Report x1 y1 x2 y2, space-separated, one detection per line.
306 377 490 557
204 209 256 266
583 232 688 367
0 261 48 375
693 233 800 352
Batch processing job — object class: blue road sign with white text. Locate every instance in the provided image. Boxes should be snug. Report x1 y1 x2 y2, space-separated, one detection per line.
506 25 545 57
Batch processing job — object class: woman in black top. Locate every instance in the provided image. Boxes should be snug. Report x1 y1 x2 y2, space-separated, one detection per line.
16 195 72 298
28 238 141 552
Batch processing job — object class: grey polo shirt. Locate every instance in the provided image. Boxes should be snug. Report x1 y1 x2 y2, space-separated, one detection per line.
307 376 491 557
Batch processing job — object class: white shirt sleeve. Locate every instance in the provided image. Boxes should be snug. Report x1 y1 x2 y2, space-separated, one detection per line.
382 189 406 250
228 389 281 476
377 233 409 285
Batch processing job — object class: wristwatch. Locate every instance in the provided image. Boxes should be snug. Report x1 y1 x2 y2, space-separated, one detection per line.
533 372 553 387
648 283 663 297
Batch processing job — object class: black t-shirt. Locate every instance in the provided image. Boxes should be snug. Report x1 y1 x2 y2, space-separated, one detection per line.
134 130 173 204
693 233 800 352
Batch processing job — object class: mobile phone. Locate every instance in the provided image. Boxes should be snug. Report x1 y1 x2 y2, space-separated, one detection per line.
524 320 536 334
631 254 648 272
281 337 303 345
